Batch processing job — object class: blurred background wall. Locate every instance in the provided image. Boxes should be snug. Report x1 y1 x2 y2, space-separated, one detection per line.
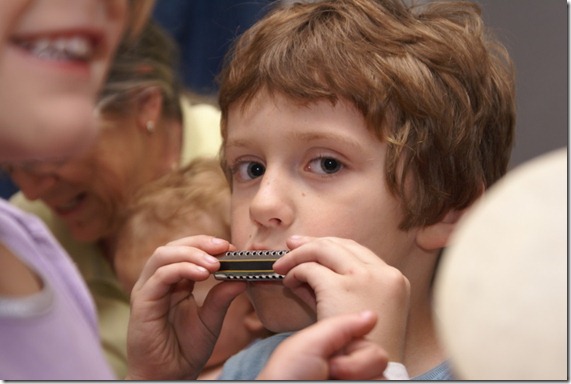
475 0 568 169
151 0 274 95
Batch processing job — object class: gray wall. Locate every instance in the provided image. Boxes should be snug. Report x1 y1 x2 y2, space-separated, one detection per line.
476 0 568 169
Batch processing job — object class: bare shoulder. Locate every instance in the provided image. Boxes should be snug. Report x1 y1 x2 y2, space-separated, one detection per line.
0 242 42 296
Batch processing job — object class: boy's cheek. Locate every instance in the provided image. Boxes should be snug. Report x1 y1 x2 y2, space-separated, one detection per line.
229 217 252 248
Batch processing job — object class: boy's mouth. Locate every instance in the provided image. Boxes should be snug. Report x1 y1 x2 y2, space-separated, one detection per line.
214 250 288 281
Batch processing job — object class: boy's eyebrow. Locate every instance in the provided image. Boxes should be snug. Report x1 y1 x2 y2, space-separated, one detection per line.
225 131 365 152
224 138 250 150
289 131 365 152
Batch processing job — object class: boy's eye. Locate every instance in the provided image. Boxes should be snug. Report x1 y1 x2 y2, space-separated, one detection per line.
308 157 343 175
235 161 266 180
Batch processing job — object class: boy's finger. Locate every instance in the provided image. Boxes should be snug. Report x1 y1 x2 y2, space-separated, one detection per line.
329 340 388 380
200 281 247 331
136 244 220 284
292 310 378 356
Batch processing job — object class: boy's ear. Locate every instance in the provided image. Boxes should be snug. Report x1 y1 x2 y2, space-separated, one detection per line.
136 87 163 130
416 208 468 251
417 183 485 251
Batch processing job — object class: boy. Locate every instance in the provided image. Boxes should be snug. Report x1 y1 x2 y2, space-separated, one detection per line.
124 165 397 380
127 0 515 379
216 0 515 379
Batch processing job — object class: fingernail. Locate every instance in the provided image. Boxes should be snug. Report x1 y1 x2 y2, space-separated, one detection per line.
289 235 303 243
359 310 375 320
211 237 226 244
204 254 219 264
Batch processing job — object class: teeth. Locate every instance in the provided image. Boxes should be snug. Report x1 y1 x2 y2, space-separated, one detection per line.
67 36 91 58
17 36 93 61
58 196 81 211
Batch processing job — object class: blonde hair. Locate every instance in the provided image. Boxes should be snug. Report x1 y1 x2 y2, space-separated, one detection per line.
114 158 230 291
119 157 230 248
218 0 515 230
125 0 156 41
97 19 183 123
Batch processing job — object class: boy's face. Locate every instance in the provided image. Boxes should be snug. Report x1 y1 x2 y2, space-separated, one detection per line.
224 92 418 332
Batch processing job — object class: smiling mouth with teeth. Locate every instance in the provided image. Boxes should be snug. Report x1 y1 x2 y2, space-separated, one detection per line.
13 35 96 62
55 192 87 215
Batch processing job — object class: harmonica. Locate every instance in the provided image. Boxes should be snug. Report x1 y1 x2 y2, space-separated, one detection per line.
214 250 289 281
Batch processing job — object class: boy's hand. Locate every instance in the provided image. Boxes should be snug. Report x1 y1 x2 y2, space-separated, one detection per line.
273 236 411 362
258 311 388 380
125 235 246 380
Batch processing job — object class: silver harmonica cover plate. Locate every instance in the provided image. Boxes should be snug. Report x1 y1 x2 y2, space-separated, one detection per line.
214 250 289 281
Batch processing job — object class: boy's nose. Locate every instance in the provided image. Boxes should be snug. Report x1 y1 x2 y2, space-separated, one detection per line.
249 174 294 228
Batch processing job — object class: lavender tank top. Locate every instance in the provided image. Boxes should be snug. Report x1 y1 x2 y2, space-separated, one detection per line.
0 199 115 380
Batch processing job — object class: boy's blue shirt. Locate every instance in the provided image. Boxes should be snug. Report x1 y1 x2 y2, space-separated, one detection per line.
217 331 454 380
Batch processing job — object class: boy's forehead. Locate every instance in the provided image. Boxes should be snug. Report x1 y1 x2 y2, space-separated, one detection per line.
229 91 291 115
230 94 337 122
227 88 343 117
225 128 367 155
227 90 362 124
223 94 380 154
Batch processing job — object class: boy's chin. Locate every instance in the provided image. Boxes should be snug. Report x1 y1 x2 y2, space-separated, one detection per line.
247 284 316 333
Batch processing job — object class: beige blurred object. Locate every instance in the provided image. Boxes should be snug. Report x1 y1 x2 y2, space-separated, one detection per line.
434 148 568 380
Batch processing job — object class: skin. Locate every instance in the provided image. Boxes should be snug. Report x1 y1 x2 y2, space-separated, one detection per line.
0 1 391 378
224 92 413 360
222 91 454 375
0 1 263 380
126 235 247 380
115 211 231 293
0 0 128 163
258 310 388 380
0 0 128 297
115 213 266 380
128 91 419 379
128 91 451 378
127 235 390 381
0 1 443 379
127 90 452 377
9 88 178 243
194 281 266 380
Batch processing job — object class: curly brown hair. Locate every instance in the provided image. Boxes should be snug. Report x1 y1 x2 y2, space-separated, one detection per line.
218 0 515 230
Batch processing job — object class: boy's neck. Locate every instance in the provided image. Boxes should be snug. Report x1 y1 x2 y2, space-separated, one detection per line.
403 295 445 377
401 250 446 377
197 364 223 380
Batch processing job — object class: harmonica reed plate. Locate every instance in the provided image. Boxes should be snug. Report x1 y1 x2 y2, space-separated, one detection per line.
214 250 289 281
